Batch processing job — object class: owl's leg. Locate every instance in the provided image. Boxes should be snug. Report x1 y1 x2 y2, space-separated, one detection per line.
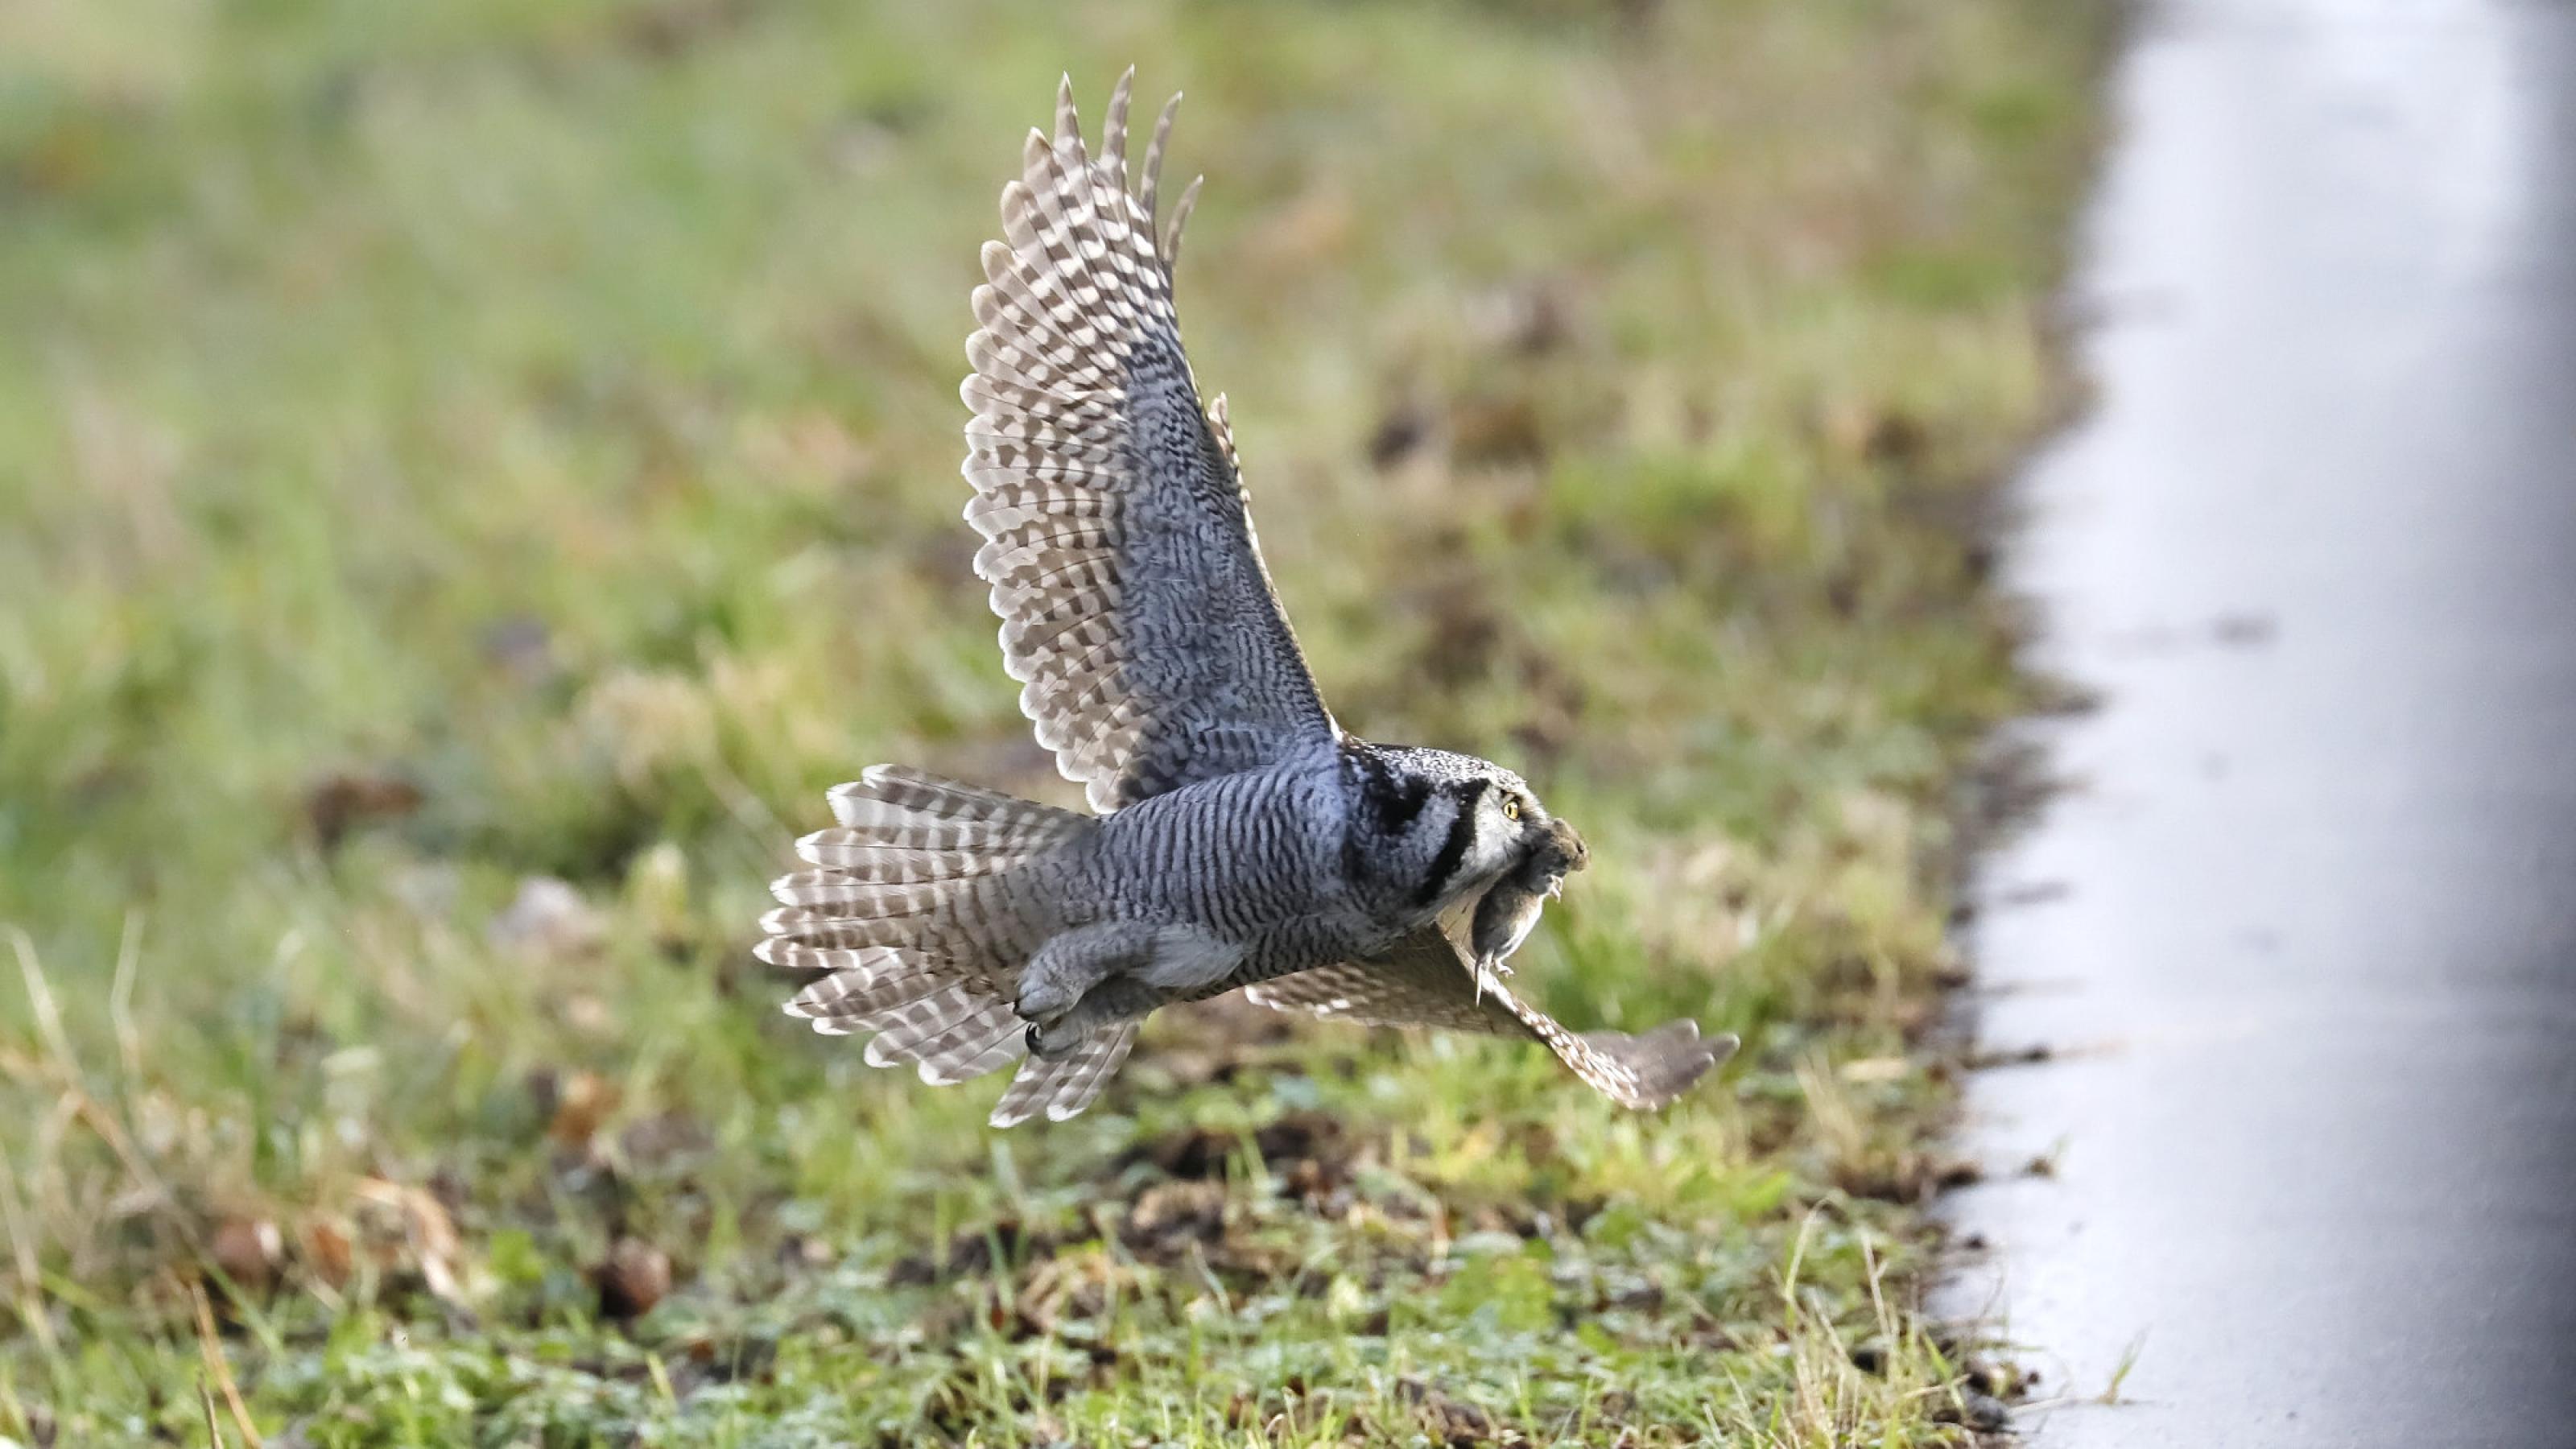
1016 921 1158 1032
1026 975 1165 1060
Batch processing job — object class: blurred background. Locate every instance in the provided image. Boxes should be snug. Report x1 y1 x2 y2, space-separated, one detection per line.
0 1 2103 1441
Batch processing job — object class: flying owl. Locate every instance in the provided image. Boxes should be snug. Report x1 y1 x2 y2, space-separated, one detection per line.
758 72 1736 1126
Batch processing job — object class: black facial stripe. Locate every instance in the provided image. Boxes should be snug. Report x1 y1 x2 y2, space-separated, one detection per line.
1414 778 1490 907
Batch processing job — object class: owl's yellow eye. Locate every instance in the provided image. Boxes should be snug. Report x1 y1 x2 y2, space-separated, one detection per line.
1502 799 1521 821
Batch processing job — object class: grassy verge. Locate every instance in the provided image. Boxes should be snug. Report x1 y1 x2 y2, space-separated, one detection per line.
0 2 2103 1443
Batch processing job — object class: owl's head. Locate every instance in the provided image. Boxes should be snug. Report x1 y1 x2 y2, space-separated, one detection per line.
1343 741 1554 917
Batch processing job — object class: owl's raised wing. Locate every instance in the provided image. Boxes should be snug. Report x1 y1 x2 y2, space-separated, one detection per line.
964 73 1336 815
1243 921 1735 1111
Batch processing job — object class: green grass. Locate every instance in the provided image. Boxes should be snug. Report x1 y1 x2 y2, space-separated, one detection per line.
0 1 2103 1442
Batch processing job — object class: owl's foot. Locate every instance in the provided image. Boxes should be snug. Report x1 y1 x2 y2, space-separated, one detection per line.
1018 920 1158 1026
1026 975 1162 1061
1015 977 1083 1027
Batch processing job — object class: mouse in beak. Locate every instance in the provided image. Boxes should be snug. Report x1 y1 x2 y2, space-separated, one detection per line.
1469 816 1589 976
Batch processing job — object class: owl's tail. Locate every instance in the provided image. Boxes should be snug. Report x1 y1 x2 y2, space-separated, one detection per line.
758 766 1108 1121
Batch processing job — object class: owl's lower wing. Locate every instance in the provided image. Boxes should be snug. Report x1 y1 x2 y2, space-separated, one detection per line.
1241 927 1530 1038
1242 926 1736 1111
964 72 1337 815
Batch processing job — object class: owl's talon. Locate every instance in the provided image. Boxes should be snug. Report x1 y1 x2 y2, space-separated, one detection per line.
1025 1021 1080 1061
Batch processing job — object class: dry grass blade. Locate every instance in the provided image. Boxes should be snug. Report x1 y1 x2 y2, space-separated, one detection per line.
0 1154 52 1356
0 1023 188 1260
191 1280 262 1448
199 1376 225 1449
7 927 79 1082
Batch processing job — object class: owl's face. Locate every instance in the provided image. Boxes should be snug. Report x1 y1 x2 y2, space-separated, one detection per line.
1344 741 1554 918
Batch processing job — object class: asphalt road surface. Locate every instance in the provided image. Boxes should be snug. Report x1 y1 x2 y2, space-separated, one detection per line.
1938 0 2576 1444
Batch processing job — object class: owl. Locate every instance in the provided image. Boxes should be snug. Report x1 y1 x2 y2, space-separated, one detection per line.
759 72 1736 1126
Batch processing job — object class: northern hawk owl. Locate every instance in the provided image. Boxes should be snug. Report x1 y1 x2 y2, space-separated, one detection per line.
759 72 1736 1126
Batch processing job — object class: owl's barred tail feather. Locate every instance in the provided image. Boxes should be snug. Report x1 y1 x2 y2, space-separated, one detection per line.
988 1021 1141 1128
760 766 1108 1124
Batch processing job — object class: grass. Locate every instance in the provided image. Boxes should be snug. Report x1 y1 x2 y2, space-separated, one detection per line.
0 0 2104 1443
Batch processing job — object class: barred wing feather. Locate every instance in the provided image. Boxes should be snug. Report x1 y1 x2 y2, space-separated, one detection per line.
964 72 1336 814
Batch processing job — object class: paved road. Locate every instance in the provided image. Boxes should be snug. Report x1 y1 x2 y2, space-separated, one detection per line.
1938 1 2576 1445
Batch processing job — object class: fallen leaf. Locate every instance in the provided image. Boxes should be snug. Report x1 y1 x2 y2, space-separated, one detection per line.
350 1177 473 1306
301 1220 353 1288
545 1070 620 1148
208 1217 281 1294
490 877 607 960
303 770 424 850
596 1236 671 1319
